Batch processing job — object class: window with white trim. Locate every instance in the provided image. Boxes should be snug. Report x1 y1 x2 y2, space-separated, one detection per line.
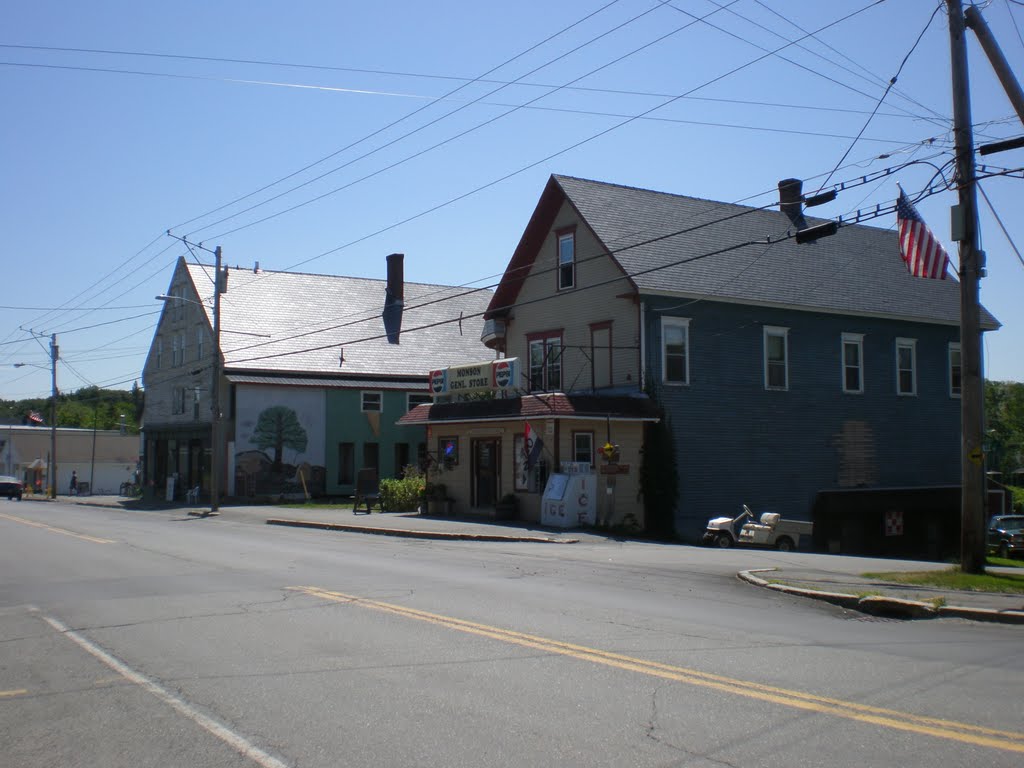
763 326 789 390
361 391 383 412
557 231 575 290
896 338 917 395
949 342 962 398
529 336 562 391
196 326 205 362
573 431 594 467
172 336 180 367
841 332 864 394
661 317 690 385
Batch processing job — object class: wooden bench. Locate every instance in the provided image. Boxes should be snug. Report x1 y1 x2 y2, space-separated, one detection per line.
353 468 381 514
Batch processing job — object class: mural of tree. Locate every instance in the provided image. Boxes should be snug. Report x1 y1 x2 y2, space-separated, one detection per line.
252 406 308 471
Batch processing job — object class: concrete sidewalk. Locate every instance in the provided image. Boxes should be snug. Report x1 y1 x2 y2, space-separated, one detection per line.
26 493 1024 624
47 493 605 544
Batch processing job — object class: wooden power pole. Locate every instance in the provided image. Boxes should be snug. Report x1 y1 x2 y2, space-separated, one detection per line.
947 0 986 574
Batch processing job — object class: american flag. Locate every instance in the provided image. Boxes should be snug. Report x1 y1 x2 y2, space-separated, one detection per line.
28 410 43 424
896 189 950 279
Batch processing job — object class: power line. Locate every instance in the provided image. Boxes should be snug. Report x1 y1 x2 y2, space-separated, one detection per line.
168 0 634 234
977 180 1024 268
186 0 702 239
0 43 934 119
672 0 948 131
814 2 943 193
750 0 949 123
209 0 891 276
223 157 940 367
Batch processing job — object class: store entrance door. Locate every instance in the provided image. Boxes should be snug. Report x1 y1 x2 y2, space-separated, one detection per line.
472 438 499 508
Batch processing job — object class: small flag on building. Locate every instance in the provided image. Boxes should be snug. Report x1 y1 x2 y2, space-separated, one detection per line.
896 188 950 279
524 422 543 470
28 410 44 424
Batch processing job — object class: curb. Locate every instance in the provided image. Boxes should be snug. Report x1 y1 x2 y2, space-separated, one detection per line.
738 569 1024 624
265 518 578 544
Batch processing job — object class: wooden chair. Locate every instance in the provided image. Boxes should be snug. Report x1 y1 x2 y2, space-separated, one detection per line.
353 468 381 514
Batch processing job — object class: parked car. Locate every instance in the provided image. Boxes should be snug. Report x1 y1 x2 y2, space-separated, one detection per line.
987 515 1024 560
0 475 24 501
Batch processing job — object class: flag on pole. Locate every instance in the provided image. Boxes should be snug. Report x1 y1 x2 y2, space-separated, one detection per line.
896 188 950 279
28 410 44 424
524 422 543 470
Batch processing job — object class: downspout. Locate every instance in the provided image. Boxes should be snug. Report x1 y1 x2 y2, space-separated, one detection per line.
639 301 647 392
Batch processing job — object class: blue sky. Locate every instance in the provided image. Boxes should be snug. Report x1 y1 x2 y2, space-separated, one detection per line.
2 0 1023 401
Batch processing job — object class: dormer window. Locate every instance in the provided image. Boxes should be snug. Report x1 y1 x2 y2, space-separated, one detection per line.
557 230 575 290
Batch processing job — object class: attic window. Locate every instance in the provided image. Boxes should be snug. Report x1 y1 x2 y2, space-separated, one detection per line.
361 391 383 412
557 230 575 290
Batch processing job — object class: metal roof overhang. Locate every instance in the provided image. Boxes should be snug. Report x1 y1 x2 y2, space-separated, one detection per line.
226 374 427 390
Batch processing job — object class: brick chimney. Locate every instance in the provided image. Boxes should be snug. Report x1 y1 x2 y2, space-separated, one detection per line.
383 252 404 344
778 178 806 228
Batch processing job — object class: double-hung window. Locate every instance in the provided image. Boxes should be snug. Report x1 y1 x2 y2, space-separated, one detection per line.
948 342 962 398
528 333 563 391
661 317 690 385
156 339 163 369
557 230 575 290
841 333 864 393
361 391 383 412
172 336 180 367
764 326 789 390
196 326 205 362
896 338 917 396
573 431 594 467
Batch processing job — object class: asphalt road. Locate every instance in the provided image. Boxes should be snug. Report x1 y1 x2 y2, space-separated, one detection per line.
1 501 1021 767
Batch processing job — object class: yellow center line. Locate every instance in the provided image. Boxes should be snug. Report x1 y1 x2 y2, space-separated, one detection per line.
0 689 28 698
290 586 1024 754
0 512 115 544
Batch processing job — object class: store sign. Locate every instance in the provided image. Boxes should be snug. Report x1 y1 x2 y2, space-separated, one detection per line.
429 358 519 397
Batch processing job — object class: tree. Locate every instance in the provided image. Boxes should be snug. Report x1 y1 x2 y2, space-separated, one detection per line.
251 406 308 471
986 380 1024 487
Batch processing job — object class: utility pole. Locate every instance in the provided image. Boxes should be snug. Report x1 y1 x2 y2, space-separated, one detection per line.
49 334 59 499
965 4 1024 126
947 0 986 574
209 245 223 516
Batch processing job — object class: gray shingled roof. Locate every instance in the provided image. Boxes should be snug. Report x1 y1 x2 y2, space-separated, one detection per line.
184 263 493 377
555 175 998 328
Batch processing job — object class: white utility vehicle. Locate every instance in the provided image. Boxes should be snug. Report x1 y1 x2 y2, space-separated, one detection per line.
738 511 813 551
703 505 812 551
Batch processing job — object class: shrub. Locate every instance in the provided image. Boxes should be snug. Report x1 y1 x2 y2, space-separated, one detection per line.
379 466 426 512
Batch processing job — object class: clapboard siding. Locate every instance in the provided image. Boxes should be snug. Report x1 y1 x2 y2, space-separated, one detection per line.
644 296 961 540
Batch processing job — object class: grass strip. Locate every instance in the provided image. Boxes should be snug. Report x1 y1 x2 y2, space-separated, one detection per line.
861 567 1024 594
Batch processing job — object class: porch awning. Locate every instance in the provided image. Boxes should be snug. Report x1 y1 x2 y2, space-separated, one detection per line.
27 458 47 470
397 392 661 426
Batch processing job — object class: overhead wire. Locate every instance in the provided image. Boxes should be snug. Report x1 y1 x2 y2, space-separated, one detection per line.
170 0 634 234
813 1 943 193
2 0 633 380
178 136 957 360
673 0 948 132
210 0 892 278
977 180 1024 268
221 152 946 367
187 0 711 240
751 0 950 123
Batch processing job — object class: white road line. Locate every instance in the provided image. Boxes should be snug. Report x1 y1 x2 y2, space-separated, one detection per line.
42 615 291 768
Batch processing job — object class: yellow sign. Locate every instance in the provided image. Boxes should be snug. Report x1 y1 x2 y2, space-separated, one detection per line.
968 447 984 466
